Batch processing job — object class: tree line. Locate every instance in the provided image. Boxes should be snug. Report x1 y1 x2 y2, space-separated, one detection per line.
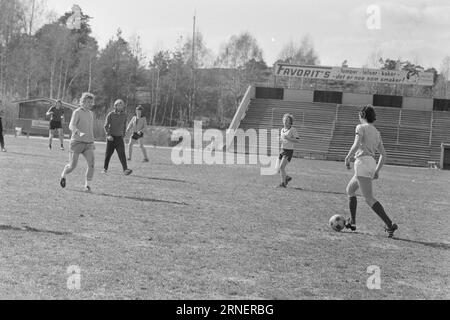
1 1 450 129
0 2 325 128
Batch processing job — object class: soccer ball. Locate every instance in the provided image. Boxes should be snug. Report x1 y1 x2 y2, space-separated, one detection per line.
329 215 346 232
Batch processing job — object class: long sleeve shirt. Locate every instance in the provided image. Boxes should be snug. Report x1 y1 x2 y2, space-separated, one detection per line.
126 116 148 134
69 107 95 143
0 117 3 134
104 111 127 137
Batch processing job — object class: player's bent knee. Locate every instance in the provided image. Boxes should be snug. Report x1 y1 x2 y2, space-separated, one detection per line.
65 164 76 173
365 197 376 207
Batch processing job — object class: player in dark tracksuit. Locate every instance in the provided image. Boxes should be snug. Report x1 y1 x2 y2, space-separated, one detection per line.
0 109 6 152
46 99 65 150
102 99 133 175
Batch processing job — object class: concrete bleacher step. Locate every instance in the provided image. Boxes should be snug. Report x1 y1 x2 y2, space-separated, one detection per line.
329 104 436 167
236 98 450 167
401 110 432 127
238 99 336 157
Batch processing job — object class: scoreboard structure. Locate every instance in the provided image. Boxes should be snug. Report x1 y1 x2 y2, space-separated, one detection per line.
441 143 450 170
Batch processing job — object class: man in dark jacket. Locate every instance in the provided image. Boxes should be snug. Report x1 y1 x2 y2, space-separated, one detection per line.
102 99 132 175
46 99 65 150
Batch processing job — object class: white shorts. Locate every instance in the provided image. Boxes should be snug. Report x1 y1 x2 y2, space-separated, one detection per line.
354 156 376 179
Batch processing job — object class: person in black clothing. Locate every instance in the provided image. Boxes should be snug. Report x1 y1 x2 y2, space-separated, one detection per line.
46 99 65 150
102 99 132 175
0 109 6 152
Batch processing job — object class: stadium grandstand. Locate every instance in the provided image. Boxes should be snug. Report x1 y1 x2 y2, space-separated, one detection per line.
227 64 450 168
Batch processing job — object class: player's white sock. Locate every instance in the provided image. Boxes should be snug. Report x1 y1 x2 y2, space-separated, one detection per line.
275 159 281 173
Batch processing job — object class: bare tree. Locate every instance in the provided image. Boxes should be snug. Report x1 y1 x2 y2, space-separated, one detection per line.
21 0 47 35
216 32 265 111
276 35 320 65
440 56 450 98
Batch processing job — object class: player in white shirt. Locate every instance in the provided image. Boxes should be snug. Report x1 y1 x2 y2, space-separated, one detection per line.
126 106 149 162
277 114 300 188
60 93 96 192
344 105 398 238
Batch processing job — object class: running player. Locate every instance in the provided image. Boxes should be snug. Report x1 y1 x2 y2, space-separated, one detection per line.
344 105 398 238
102 99 133 175
46 99 65 150
60 93 96 192
126 105 149 162
278 113 300 188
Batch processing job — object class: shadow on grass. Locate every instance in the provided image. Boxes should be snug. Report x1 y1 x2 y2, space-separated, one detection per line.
5 151 57 160
134 162 173 166
293 187 347 196
121 174 191 184
0 225 70 236
70 189 189 206
341 230 450 250
393 237 450 250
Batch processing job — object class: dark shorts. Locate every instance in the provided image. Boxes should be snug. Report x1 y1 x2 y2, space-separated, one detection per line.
132 132 144 140
279 149 294 162
50 120 62 130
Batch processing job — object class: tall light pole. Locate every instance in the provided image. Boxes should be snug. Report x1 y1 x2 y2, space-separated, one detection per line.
190 11 196 124
29 0 36 36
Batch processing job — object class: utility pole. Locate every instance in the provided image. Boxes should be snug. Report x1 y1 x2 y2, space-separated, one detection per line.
88 55 92 92
29 0 36 35
190 11 196 124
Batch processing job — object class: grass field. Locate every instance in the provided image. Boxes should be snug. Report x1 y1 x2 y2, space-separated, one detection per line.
0 134 449 300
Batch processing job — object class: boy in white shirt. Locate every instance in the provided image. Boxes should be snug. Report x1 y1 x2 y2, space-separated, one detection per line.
60 92 96 192
278 114 300 188
126 106 149 162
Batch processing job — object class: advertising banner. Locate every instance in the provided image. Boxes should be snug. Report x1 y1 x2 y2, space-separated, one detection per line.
274 63 434 86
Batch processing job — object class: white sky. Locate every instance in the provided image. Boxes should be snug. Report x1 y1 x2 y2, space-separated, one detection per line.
45 0 450 70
